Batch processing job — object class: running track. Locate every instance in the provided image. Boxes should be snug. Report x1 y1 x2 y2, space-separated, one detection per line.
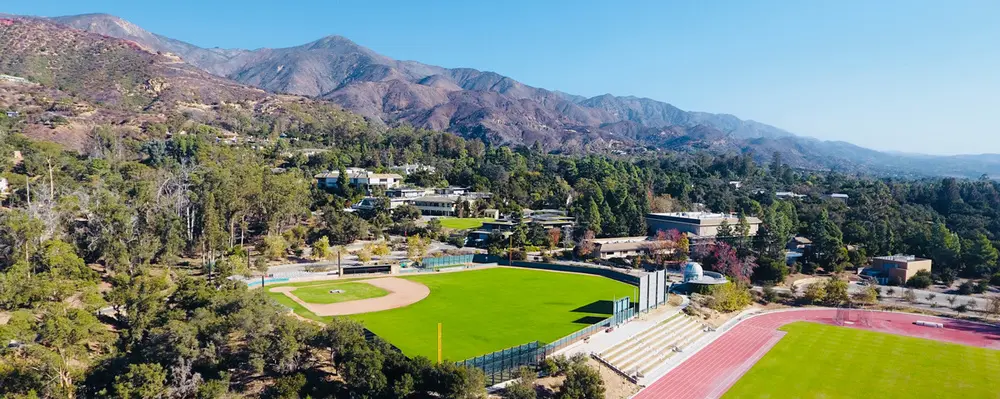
633 308 1000 399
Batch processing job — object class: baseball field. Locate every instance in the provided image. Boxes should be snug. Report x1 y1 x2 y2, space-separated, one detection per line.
722 322 1000 398
266 267 635 360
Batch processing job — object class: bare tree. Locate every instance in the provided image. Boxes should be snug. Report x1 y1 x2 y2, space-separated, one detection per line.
947 295 958 306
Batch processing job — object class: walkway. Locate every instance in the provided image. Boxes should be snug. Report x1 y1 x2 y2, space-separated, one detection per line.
632 308 1000 399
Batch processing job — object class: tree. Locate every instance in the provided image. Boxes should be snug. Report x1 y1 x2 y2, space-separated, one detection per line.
947 295 958 306
547 228 561 250
928 223 962 274
823 277 849 306
576 230 595 258
807 210 845 270
355 247 373 264
963 233 998 277
803 283 827 305
902 288 917 303
407 235 430 263
372 242 391 263
262 234 288 260
391 204 421 224
557 362 604 399
312 236 333 260
703 242 757 284
202 192 225 265
504 366 537 399
113 363 167 399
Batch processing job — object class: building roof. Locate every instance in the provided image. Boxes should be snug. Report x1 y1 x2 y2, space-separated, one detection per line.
412 195 461 204
874 254 928 263
590 236 652 245
792 236 813 244
646 212 761 225
597 241 651 253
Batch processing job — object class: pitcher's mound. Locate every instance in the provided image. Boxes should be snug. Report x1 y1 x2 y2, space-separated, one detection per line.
271 277 429 316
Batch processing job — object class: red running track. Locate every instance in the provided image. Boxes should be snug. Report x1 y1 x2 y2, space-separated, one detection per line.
633 309 1000 399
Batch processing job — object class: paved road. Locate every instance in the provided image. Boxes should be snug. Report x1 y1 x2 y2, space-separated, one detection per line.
760 281 994 315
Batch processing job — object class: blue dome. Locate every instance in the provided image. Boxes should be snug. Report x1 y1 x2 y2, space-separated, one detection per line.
683 262 704 283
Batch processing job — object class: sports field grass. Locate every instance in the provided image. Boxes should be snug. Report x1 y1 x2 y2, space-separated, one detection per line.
436 217 493 230
722 322 1000 399
353 267 633 360
286 281 388 304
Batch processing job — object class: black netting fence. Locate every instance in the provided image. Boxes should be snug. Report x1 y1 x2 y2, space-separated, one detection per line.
458 297 636 386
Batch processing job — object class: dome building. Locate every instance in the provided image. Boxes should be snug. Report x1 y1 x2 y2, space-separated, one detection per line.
681 262 728 286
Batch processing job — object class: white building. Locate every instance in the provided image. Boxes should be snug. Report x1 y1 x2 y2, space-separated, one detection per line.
646 212 761 238
412 195 475 217
587 236 673 260
0 177 8 198
775 191 806 199
315 168 403 190
391 163 436 175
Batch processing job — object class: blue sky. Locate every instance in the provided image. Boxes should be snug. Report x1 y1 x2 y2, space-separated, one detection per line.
6 0 999 155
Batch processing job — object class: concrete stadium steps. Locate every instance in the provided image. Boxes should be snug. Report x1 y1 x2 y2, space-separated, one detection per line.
599 313 710 377
602 314 683 361
638 322 709 375
617 319 702 372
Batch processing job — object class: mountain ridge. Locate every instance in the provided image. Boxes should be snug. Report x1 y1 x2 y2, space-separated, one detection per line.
7 12 1000 177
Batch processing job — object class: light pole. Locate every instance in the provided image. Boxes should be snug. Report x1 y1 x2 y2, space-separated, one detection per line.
502 231 513 265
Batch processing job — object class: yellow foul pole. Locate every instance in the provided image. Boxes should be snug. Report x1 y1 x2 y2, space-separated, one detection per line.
437 322 443 364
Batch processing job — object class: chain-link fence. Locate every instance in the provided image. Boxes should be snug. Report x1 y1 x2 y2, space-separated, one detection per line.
458 341 545 385
421 254 475 269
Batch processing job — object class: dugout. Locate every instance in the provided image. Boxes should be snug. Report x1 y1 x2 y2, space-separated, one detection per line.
341 264 392 276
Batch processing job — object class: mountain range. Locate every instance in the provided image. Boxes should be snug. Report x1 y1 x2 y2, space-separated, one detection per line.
4 12 1000 177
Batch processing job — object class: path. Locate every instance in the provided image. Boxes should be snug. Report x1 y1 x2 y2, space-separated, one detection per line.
270 277 430 316
633 308 1000 399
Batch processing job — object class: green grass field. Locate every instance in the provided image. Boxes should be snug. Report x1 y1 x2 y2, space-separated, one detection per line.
284 281 389 304
354 268 634 360
723 322 1000 399
436 217 493 230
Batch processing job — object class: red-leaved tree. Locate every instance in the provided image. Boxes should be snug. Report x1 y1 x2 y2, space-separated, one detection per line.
704 241 757 283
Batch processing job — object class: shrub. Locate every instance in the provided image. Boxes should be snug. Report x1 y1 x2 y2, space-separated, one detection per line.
974 280 989 294
761 286 778 304
991 273 1000 287
958 281 975 295
906 273 932 289
709 282 753 313
802 283 827 305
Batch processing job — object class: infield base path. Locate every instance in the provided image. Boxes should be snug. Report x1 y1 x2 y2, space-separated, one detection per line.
270 277 430 316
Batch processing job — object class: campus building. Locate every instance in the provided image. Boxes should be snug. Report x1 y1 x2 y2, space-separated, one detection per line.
315 168 403 190
586 236 673 260
645 212 761 238
863 255 933 285
411 195 475 217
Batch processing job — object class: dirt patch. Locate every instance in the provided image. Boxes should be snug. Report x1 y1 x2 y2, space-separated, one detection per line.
0 311 11 325
531 358 638 399
271 277 429 316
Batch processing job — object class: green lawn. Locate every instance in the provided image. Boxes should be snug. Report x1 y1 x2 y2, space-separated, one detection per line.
288 281 389 304
436 217 493 230
723 322 1000 399
350 267 633 361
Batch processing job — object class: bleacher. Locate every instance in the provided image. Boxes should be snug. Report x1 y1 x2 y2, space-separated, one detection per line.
597 313 710 379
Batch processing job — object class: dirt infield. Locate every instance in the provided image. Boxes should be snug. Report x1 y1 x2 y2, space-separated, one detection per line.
270 277 430 316
633 308 1000 399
